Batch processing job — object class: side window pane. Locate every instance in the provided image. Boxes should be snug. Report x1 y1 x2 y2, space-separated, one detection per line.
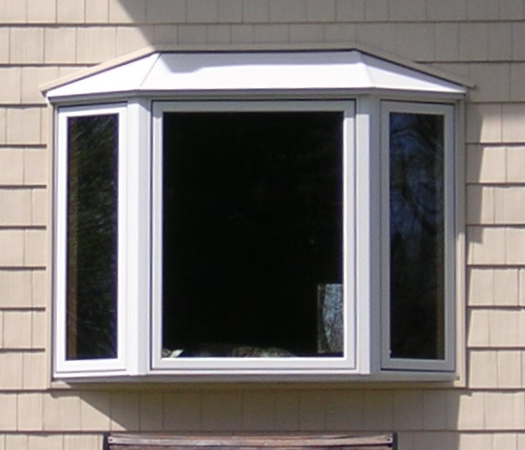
389 112 445 360
66 114 119 360
162 112 343 358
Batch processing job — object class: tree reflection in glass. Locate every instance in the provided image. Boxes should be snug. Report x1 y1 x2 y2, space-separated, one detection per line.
66 115 118 360
389 112 445 360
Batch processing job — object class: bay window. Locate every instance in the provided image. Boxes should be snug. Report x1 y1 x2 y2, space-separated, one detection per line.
46 50 465 381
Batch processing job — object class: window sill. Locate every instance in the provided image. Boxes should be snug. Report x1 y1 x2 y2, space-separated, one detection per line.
50 369 459 388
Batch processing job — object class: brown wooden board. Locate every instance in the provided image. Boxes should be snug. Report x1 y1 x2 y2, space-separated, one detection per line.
105 434 397 450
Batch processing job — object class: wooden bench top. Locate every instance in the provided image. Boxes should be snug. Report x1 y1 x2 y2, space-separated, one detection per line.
104 434 397 450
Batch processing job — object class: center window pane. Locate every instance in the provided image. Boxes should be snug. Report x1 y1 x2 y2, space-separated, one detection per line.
162 112 343 358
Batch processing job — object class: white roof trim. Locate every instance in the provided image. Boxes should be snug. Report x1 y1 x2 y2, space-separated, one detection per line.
45 50 466 101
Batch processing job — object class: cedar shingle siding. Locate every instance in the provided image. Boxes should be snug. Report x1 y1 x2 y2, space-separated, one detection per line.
1 0 524 448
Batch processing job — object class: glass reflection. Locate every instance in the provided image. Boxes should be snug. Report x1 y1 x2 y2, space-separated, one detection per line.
66 114 118 360
389 112 445 360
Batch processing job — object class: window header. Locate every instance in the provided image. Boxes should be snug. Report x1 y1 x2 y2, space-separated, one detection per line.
44 50 466 102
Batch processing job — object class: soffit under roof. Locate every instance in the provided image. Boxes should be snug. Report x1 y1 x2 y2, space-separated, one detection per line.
44 50 466 101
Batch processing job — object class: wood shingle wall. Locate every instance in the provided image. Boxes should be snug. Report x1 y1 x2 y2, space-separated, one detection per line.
1 0 525 448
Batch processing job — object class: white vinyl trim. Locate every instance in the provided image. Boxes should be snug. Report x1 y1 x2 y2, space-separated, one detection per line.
150 100 357 373
54 104 129 375
354 95 381 375
125 98 152 376
380 101 456 372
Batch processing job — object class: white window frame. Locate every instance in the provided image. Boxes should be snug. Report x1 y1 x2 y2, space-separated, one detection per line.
150 100 357 374
54 104 129 376
380 101 456 372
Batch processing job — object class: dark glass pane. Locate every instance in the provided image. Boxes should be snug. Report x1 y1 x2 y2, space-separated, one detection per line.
389 112 445 360
162 112 343 358
66 114 118 360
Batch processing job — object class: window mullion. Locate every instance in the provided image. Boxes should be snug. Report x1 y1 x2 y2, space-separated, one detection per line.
125 99 152 376
354 96 380 374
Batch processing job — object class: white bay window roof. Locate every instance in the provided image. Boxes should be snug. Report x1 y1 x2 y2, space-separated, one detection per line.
44 49 466 101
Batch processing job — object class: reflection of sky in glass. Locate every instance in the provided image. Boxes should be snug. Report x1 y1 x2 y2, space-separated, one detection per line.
389 112 445 360
66 115 119 360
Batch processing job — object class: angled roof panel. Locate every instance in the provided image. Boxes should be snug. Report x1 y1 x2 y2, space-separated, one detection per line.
47 53 160 99
45 50 466 101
